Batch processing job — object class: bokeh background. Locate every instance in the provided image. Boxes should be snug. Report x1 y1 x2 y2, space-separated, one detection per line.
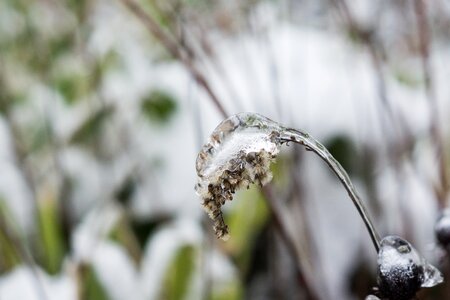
1 0 450 299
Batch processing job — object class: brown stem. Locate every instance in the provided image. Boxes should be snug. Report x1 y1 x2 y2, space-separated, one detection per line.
262 186 319 300
121 1 320 295
119 0 228 117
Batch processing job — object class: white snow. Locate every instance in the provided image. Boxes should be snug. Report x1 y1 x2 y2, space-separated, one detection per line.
0 266 76 300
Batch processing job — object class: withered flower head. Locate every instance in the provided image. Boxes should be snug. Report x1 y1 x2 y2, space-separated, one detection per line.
195 113 282 240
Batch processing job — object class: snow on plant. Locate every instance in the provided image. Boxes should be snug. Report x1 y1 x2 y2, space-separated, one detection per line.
195 112 379 249
195 113 281 240
435 209 450 250
195 112 444 298
375 235 443 300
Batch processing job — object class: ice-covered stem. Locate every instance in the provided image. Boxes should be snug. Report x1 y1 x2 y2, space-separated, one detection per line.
279 128 381 252
195 113 380 252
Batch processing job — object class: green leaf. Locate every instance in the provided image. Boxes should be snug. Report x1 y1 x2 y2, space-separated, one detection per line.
394 70 423 88
210 280 243 300
0 200 21 274
49 33 75 59
55 74 89 105
108 215 142 265
162 245 196 300
141 90 177 124
79 264 109 300
70 106 113 145
37 196 65 274
325 135 358 176
225 187 269 272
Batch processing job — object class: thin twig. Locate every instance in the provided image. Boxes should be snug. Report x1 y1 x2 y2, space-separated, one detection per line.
122 0 319 295
262 186 319 300
0 208 48 300
281 130 381 252
0 76 48 300
414 0 448 207
119 0 228 117
329 0 419 243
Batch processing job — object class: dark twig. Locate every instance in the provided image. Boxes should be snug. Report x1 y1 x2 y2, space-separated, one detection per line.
123 1 324 296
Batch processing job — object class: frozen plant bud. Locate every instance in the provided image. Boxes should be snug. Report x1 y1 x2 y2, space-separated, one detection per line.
377 235 443 300
195 113 282 240
435 209 450 249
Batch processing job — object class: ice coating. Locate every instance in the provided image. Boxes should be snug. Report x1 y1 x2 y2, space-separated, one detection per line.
196 112 381 249
195 113 282 240
196 113 281 180
377 235 443 300
279 127 381 251
435 208 450 248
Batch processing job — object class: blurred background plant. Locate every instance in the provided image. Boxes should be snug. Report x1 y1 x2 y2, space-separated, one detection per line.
1 0 450 299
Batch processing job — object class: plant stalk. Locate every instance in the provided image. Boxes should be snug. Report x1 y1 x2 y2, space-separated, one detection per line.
280 128 381 252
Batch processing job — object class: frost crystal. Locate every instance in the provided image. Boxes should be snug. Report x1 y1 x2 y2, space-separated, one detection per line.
377 235 443 300
195 113 282 240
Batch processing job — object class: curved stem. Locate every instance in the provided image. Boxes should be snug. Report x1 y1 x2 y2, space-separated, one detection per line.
280 128 381 252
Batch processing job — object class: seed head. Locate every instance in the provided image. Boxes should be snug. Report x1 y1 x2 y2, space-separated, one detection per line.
195 113 282 239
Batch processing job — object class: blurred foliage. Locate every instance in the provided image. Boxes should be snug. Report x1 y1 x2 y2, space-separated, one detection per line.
0 201 21 273
23 121 51 153
109 214 142 264
78 264 109 300
211 281 243 300
55 73 90 105
1 0 450 299
115 176 137 206
162 245 196 300
37 196 65 275
348 261 377 299
394 69 424 88
325 135 358 176
225 187 269 273
70 106 114 145
141 90 178 124
130 216 172 248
